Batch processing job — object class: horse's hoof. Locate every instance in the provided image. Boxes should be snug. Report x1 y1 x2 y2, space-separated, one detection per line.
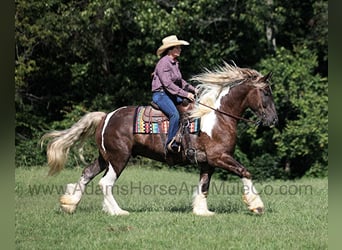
242 194 264 215
59 194 79 213
193 210 215 216
117 210 130 216
251 207 264 215
109 210 129 216
60 204 77 214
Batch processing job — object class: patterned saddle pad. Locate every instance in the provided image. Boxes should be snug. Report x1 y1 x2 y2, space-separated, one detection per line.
133 106 200 134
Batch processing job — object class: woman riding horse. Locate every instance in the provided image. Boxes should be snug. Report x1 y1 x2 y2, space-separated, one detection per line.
151 35 196 153
41 63 278 216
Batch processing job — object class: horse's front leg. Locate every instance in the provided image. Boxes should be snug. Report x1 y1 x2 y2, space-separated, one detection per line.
212 153 264 214
192 165 215 216
59 155 107 213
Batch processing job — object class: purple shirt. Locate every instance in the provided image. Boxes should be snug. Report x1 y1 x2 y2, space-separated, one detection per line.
151 55 195 98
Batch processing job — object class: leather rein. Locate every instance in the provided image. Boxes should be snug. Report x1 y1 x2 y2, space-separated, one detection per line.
196 101 260 125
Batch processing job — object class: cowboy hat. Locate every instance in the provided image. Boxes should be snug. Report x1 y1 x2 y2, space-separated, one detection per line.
156 35 189 56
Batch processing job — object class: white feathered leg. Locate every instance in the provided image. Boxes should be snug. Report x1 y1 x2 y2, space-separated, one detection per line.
192 185 215 216
59 176 87 213
98 164 129 216
242 178 264 214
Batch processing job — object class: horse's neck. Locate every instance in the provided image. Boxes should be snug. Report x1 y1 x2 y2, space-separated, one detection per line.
219 86 250 119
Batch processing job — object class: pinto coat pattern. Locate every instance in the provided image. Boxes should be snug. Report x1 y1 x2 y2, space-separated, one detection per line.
41 63 278 216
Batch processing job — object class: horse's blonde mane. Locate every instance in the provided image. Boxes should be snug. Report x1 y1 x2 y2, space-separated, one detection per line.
190 62 263 118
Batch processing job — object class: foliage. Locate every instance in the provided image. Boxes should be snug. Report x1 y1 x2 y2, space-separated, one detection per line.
15 0 328 179
258 47 328 177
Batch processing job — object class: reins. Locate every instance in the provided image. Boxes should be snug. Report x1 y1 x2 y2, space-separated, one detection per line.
196 101 260 125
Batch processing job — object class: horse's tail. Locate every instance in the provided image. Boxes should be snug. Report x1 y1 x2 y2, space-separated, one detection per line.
40 111 107 176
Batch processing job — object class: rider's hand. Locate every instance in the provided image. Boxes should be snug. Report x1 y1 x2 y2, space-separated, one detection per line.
187 92 195 102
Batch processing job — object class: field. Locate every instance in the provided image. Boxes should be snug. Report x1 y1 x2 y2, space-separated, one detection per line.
15 166 327 249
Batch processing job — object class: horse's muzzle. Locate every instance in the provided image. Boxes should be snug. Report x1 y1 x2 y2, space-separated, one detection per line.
261 112 278 127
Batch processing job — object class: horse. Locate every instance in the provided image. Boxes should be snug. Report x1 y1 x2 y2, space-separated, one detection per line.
41 63 278 216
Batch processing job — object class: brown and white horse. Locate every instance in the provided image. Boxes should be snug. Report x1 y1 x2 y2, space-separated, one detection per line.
41 63 278 216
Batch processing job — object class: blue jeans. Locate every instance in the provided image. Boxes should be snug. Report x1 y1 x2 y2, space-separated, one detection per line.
152 92 183 145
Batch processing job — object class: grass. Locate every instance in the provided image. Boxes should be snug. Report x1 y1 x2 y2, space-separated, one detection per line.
15 166 327 249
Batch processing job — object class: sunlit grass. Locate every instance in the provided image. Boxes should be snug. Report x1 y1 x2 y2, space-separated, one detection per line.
15 166 327 249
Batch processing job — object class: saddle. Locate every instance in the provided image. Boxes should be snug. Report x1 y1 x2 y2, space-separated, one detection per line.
143 100 194 121
133 101 201 163
141 103 168 123
133 101 200 135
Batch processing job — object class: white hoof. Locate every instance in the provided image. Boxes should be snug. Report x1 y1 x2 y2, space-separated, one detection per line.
60 204 77 214
193 209 215 216
115 210 130 216
102 202 130 216
59 194 80 214
242 194 265 214
192 193 214 216
105 209 130 216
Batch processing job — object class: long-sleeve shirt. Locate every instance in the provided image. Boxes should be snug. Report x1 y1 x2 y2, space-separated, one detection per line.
151 55 195 98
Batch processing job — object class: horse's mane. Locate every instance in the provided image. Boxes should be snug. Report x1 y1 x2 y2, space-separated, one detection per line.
190 62 263 118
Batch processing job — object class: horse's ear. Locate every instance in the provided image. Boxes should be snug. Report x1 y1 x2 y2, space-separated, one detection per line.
261 72 273 82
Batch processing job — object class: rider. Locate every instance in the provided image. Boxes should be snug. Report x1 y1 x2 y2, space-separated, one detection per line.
151 35 196 153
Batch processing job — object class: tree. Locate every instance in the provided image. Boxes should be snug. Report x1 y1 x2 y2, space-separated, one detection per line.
258 47 327 177
15 0 328 178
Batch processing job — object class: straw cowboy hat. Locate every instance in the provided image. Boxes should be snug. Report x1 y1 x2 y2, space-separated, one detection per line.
156 35 189 56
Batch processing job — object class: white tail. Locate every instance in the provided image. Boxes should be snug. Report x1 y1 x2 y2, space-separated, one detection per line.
40 112 106 175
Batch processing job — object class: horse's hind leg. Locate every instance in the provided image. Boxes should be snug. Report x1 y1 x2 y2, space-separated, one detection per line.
193 165 215 216
98 158 130 216
59 155 106 213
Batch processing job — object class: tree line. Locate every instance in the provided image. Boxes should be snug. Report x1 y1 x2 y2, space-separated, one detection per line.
15 0 328 179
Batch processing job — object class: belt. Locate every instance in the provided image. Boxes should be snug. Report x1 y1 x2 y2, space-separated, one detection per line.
152 89 164 93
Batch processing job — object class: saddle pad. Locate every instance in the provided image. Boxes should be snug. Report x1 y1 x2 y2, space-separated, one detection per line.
133 106 168 134
133 106 201 134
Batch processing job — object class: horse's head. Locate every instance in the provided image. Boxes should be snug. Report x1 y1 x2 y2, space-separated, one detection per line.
190 63 278 127
246 72 278 127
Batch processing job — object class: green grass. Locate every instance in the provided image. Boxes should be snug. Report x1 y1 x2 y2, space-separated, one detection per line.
15 166 327 249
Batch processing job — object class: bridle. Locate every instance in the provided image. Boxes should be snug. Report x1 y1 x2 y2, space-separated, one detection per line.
195 82 271 126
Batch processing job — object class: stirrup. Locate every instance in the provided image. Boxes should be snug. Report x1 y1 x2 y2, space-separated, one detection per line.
167 139 181 153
